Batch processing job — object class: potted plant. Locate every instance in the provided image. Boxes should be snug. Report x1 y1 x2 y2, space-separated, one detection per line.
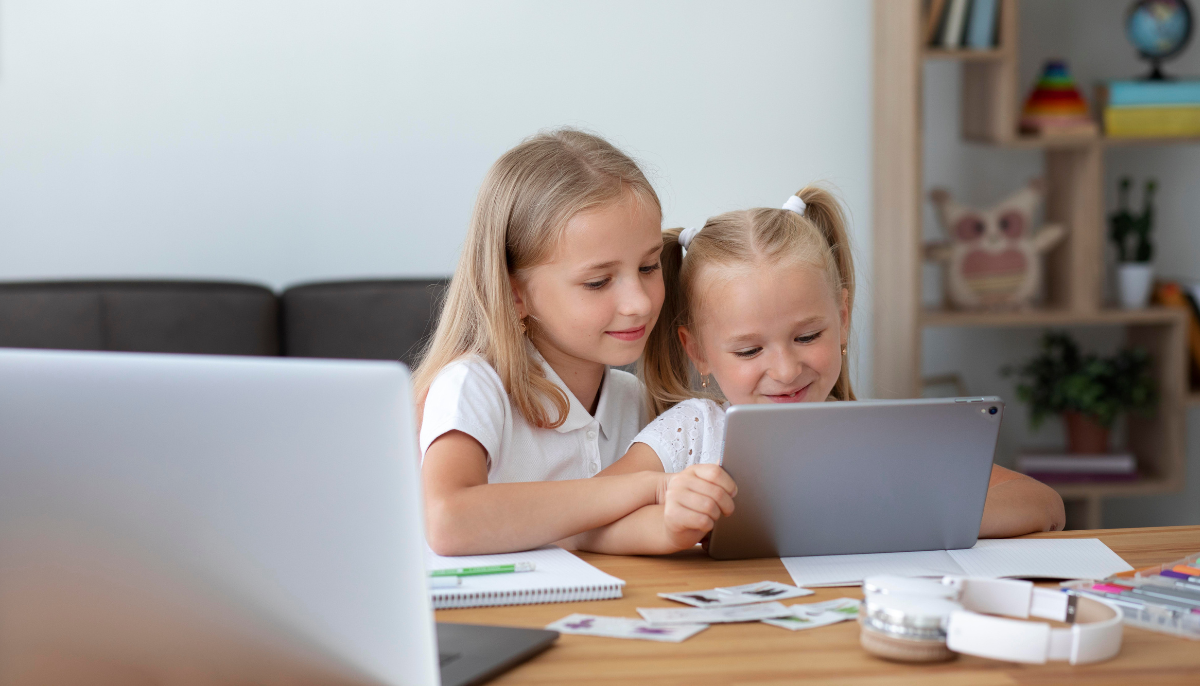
1109 177 1157 309
1003 332 1157 454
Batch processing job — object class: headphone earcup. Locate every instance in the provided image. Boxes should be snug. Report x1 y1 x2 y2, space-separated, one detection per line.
859 621 956 663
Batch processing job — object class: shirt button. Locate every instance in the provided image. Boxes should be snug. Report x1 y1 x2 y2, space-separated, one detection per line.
587 430 597 440
589 462 599 475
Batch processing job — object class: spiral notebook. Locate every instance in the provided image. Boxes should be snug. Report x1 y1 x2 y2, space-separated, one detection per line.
426 546 626 609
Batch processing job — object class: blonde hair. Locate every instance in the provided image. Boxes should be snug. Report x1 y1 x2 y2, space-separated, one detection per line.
413 129 661 429
641 185 856 417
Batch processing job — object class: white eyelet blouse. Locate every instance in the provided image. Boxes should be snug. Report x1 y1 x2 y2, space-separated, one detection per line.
630 397 728 473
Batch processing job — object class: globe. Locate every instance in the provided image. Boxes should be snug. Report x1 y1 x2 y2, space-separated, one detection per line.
1127 0 1193 78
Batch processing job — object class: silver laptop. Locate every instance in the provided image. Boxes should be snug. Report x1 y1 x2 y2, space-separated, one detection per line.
707 397 1003 560
0 348 555 685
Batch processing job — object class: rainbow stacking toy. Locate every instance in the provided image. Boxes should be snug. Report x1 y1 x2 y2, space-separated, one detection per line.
1019 60 1099 136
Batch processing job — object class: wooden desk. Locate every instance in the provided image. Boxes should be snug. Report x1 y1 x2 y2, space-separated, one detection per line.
435 526 1200 685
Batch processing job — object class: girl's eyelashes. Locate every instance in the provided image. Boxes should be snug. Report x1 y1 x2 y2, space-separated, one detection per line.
732 347 762 359
583 262 659 290
796 330 823 344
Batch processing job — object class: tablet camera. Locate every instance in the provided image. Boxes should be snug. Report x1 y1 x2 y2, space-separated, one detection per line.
988 406 998 415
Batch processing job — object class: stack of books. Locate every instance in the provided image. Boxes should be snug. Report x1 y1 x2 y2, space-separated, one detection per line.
1016 453 1137 484
924 0 999 51
1098 80 1200 138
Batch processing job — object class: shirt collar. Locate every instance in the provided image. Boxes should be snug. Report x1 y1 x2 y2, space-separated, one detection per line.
534 350 613 438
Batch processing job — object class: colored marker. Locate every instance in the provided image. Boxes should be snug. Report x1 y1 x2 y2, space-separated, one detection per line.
430 562 536 577
1082 584 1200 615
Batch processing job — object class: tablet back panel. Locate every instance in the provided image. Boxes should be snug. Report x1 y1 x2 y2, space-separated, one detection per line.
707 398 1002 560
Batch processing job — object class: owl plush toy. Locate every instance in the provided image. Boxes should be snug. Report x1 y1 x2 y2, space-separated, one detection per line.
925 179 1065 310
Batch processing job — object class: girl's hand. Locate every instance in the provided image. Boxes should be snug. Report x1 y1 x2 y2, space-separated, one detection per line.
660 465 737 550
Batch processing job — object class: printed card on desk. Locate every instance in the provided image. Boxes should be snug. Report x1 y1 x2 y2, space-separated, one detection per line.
762 598 861 631
658 581 813 607
546 614 707 643
637 602 791 625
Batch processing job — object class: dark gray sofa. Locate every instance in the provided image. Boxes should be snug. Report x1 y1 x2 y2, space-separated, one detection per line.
0 279 447 367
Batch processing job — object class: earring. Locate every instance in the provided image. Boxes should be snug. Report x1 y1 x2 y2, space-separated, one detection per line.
841 345 847 356
519 317 527 334
701 374 709 390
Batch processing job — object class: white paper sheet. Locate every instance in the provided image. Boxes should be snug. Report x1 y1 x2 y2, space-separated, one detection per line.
782 538 1132 587
948 538 1132 580
782 549 965 587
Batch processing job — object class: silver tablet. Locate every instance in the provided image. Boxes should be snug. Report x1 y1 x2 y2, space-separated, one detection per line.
707 397 1003 560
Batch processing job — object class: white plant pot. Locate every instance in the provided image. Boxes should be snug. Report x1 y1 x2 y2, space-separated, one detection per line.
1117 262 1154 309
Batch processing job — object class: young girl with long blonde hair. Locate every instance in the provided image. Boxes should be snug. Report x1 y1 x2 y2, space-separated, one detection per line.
583 186 1064 551
416 129 733 555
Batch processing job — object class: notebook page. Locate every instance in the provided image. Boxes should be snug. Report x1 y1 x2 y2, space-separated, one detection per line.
948 538 1132 579
426 545 625 608
782 549 966 587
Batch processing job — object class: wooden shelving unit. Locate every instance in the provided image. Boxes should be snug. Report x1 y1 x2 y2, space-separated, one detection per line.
872 0 1189 529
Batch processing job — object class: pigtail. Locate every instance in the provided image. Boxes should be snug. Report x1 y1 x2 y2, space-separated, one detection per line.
795 185 857 401
639 227 694 418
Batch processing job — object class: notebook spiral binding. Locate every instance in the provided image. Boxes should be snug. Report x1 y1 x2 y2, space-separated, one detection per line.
431 584 623 610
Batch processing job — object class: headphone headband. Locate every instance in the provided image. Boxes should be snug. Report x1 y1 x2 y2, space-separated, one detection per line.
860 575 1123 665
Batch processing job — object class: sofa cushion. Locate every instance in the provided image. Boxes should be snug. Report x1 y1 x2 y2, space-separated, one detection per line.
280 279 447 366
0 287 104 350
0 281 279 356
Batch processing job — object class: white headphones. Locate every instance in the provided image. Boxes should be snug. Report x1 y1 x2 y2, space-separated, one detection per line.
858 575 1124 665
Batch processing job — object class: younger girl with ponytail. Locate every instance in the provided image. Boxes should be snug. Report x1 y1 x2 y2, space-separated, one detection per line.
584 185 1064 553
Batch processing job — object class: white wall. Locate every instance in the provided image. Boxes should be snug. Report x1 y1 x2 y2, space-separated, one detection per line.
923 0 1200 527
0 0 874 390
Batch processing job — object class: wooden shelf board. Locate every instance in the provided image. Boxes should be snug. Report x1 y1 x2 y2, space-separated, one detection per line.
920 306 1185 329
1051 477 1178 500
1102 135 1200 148
923 48 1006 61
964 133 1099 149
965 133 1200 150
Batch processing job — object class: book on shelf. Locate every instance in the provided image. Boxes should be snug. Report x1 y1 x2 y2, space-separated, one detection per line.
1097 81 1200 138
1024 471 1139 484
940 0 970 50
1104 79 1200 107
1104 105 1200 137
964 0 998 50
927 0 998 50
1018 452 1137 484
1016 453 1136 474
924 0 950 45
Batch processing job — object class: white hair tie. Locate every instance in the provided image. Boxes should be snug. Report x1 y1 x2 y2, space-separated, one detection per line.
678 225 703 250
782 194 806 216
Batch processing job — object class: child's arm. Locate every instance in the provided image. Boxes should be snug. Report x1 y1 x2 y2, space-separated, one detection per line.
422 431 669 556
572 464 736 555
570 444 737 555
595 441 667 476
979 465 1066 537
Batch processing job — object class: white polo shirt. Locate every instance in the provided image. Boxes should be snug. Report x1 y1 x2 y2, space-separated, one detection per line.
419 354 646 483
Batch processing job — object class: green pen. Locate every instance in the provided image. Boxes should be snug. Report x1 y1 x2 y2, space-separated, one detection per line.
429 561 536 577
